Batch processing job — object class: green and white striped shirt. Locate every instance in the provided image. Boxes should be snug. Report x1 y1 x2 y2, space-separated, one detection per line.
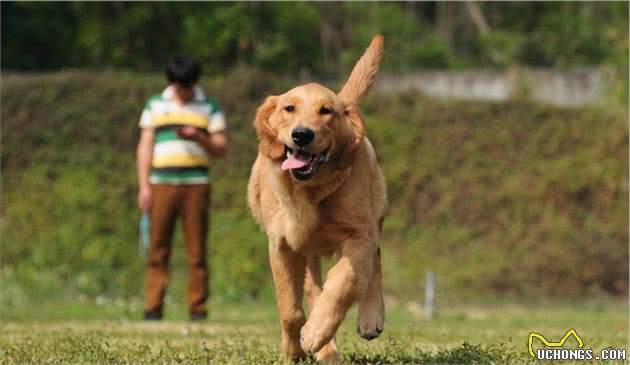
139 86 226 184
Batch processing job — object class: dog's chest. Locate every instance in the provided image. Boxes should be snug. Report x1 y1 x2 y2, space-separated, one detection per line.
273 197 348 254
267 169 349 252
272 191 318 251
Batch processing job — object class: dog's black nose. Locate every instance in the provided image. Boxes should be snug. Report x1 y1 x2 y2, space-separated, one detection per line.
291 127 315 147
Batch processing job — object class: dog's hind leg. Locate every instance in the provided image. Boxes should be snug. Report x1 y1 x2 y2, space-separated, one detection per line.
357 247 385 340
269 240 308 361
305 255 340 364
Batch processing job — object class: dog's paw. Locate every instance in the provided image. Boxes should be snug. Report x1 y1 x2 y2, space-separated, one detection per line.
283 346 307 362
357 310 384 340
316 344 341 364
300 320 329 354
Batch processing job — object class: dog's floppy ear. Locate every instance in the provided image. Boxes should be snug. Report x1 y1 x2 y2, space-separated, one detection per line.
254 96 284 159
337 101 365 169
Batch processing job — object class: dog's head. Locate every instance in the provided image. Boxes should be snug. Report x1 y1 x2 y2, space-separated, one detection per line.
253 35 383 182
254 83 364 181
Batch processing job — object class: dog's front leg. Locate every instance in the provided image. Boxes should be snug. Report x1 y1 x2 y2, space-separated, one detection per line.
300 237 374 354
357 247 385 340
269 239 308 361
305 255 340 363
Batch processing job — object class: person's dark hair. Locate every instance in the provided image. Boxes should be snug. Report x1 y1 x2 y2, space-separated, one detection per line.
166 55 201 87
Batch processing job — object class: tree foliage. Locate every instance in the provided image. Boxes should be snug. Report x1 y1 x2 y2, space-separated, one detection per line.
2 2 627 76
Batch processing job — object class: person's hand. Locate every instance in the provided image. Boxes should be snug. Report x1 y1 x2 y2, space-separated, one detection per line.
138 185 152 212
177 126 199 140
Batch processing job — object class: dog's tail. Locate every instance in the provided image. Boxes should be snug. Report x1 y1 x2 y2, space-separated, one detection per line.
338 35 384 104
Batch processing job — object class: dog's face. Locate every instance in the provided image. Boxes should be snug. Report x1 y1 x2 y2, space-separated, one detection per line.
254 83 365 181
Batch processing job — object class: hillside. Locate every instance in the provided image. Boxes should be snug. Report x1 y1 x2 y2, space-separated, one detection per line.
1 70 627 305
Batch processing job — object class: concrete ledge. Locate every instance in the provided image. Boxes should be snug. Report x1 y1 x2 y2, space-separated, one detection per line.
375 67 604 107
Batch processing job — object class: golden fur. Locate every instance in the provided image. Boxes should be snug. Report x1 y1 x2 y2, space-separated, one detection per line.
247 35 387 363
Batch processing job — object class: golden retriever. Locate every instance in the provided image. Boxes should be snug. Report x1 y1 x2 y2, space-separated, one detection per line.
247 35 387 363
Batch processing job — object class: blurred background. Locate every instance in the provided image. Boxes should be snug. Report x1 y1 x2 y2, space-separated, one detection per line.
1 2 628 320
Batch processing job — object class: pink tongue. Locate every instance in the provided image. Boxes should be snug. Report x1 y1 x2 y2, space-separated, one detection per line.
281 154 308 170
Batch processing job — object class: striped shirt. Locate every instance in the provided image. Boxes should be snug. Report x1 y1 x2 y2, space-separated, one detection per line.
139 85 226 184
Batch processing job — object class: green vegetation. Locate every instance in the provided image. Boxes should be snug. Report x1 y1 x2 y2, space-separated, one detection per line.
1 71 627 307
1 300 627 364
2 2 627 76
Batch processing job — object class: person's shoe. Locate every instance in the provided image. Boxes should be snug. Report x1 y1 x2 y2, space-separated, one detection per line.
143 311 162 320
190 311 207 321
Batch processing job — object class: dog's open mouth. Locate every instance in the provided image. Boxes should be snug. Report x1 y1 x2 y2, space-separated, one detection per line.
281 145 329 180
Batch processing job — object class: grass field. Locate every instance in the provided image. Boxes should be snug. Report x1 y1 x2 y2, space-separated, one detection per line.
1 298 627 364
2 72 628 302
1 72 627 364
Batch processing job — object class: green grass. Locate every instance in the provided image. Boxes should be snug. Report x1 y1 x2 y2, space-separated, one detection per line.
2 71 627 301
1 299 627 364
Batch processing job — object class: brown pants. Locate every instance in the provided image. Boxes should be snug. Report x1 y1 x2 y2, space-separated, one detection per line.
145 184 210 315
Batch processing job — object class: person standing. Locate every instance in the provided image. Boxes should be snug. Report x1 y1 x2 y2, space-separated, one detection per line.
137 56 227 320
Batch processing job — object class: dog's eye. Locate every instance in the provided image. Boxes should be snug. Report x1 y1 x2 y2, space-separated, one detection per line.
284 105 295 112
319 107 333 115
